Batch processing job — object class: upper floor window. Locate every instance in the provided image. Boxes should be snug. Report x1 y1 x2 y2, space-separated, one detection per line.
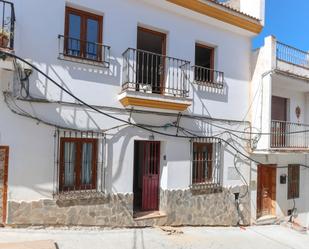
194 43 214 83
59 137 98 192
64 7 103 61
193 43 224 88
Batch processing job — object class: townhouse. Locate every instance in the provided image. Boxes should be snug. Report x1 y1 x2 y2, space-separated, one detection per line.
0 0 268 227
251 36 309 228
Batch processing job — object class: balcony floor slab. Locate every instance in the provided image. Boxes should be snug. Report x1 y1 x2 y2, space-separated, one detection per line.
118 90 192 111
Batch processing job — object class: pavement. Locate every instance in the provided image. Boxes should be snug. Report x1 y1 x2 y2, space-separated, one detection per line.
0 225 308 249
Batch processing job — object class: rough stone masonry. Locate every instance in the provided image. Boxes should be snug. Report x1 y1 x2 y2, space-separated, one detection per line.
7 186 249 227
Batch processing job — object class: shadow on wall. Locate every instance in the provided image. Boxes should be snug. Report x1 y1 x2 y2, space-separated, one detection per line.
190 79 229 118
25 52 121 101
192 81 229 102
59 55 121 85
105 126 159 193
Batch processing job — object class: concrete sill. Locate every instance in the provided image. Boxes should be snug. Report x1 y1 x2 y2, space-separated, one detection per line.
255 215 278 226
269 148 309 153
133 211 167 221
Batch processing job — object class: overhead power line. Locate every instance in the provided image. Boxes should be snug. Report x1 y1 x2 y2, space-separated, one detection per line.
2 51 309 170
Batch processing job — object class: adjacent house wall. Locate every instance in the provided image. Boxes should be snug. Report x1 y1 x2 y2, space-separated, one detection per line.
250 36 276 151
251 36 309 228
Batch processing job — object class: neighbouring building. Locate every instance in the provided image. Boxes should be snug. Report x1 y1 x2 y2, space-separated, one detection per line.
0 0 278 228
251 36 309 228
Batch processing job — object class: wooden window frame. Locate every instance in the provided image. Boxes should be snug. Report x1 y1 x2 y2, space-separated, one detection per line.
59 137 98 192
288 164 300 199
64 6 103 61
195 43 215 69
136 27 167 95
194 43 215 82
192 142 213 184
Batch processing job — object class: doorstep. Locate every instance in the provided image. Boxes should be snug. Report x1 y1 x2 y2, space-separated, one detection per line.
255 215 279 226
133 211 167 221
0 240 57 249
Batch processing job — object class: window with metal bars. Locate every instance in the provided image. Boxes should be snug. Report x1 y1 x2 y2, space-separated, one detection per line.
54 129 105 198
288 164 300 199
191 139 222 192
59 137 97 192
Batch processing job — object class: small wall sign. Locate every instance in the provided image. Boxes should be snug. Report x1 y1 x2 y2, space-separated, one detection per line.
296 106 301 120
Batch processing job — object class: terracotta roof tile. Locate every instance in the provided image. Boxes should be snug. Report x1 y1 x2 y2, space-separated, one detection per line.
207 0 261 21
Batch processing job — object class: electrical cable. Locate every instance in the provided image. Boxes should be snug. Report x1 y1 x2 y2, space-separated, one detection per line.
3 50 309 225
18 97 251 126
4 51 309 227
3 51 309 171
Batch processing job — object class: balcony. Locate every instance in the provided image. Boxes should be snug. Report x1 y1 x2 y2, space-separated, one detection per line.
276 41 309 78
192 65 224 88
271 120 309 150
0 0 15 51
58 35 110 67
119 48 192 111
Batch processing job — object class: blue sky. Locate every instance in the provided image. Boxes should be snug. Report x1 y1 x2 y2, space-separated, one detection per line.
253 0 309 51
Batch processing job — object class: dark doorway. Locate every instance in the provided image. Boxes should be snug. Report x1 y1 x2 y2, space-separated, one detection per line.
271 96 287 147
133 141 160 212
271 96 287 121
194 43 214 82
136 27 166 94
257 165 277 218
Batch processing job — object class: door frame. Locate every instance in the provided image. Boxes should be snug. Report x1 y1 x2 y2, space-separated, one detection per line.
133 140 161 212
136 26 167 94
257 164 277 218
0 146 9 224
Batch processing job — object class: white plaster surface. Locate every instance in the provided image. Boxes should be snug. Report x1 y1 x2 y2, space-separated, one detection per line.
1 0 254 201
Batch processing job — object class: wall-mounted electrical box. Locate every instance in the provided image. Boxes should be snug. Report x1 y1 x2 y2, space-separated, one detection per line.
280 174 287 184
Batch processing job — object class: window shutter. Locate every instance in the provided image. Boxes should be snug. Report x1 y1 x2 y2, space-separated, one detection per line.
288 164 300 199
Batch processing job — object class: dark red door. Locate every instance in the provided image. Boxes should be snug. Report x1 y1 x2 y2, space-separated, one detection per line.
142 141 160 211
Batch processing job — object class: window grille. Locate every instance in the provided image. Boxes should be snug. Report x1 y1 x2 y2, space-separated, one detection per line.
0 0 15 50
190 137 222 193
53 129 106 199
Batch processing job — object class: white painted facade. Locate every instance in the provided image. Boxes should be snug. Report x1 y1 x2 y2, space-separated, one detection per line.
251 36 309 228
0 0 268 226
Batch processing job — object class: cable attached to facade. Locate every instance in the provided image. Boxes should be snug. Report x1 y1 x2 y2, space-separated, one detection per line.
3 51 309 172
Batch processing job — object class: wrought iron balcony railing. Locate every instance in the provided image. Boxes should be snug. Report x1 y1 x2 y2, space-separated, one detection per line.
192 65 224 88
58 35 110 67
0 0 15 50
271 120 309 149
122 48 190 98
276 41 309 69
